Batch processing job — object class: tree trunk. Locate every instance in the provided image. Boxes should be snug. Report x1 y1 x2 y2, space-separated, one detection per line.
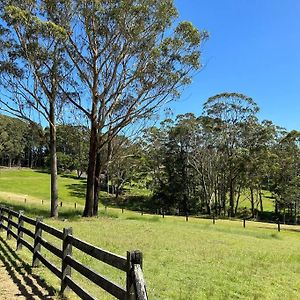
115 186 120 200
259 189 263 212
93 151 101 216
294 202 297 225
250 187 254 218
184 194 189 221
229 179 235 217
49 102 58 218
27 148 30 168
221 184 226 216
106 173 110 194
234 186 241 215
83 121 98 217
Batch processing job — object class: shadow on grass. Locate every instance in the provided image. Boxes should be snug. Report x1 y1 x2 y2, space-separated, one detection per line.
0 200 124 221
33 169 51 175
0 201 82 221
101 194 157 213
65 182 86 199
60 173 86 180
0 235 57 299
33 169 86 181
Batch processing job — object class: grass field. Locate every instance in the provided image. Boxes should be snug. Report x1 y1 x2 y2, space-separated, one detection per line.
1 168 300 299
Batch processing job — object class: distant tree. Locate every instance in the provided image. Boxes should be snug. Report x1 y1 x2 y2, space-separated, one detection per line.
269 130 300 223
107 136 144 199
142 121 172 211
202 93 259 216
56 125 89 178
0 114 27 167
23 122 46 168
241 120 277 216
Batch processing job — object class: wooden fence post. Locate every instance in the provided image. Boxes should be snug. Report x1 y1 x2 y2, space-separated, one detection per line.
243 218 246 228
0 206 3 232
32 217 43 267
127 251 134 299
126 250 143 299
212 215 215 224
17 211 24 250
7 209 12 240
277 219 281 232
61 227 73 295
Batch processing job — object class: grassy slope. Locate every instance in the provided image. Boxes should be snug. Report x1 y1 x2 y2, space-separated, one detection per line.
0 168 86 204
0 168 300 299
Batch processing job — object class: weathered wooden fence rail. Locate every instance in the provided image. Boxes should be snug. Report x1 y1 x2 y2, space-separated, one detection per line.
0 205 148 300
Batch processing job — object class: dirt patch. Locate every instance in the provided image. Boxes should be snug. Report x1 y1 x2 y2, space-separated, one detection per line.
0 234 56 299
0 261 26 300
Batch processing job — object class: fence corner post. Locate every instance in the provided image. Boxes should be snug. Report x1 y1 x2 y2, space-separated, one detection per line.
32 217 43 267
7 208 12 240
17 210 24 250
61 227 73 295
126 250 143 299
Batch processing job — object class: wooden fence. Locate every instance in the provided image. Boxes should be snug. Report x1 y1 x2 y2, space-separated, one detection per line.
0 205 148 300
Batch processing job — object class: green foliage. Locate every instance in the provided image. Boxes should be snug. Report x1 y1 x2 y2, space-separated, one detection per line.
0 114 35 166
56 125 89 176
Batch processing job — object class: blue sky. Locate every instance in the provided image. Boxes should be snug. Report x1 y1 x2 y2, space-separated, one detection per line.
171 0 300 130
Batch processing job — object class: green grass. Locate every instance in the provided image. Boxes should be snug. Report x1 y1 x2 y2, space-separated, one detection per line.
236 189 275 213
0 168 87 205
1 168 300 299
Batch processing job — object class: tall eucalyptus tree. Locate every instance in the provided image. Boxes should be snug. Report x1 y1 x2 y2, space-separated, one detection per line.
203 93 259 216
52 0 207 216
0 1 71 217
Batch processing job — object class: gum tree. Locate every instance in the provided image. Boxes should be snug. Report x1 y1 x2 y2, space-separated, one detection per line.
0 1 70 217
203 93 259 216
54 0 207 216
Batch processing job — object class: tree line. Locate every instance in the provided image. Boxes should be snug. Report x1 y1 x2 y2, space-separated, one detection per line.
0 114 89 175
144 93 300 223
1 91 300 224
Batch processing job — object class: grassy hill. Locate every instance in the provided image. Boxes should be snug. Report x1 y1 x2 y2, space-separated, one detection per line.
0 168 300 299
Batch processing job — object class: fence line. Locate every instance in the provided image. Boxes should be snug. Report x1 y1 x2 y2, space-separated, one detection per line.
0 205 148 300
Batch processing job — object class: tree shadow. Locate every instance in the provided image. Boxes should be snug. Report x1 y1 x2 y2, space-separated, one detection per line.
33 169 51 175
0 235 57 299
65 183 86 199
60 173 86 180
0 202 82 221
101 194 156 213
33 169 85 180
